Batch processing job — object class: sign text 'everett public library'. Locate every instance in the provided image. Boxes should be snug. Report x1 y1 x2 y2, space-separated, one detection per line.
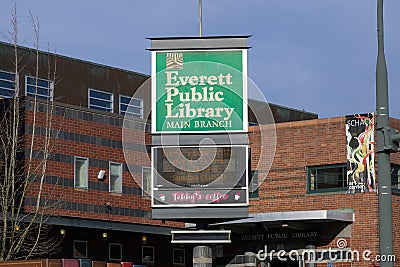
152 50 247 133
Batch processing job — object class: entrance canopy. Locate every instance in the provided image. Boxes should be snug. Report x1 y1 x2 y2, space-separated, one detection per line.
216 209 354 226
204 209 354 244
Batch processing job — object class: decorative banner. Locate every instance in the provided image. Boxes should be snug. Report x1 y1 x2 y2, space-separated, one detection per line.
152 50 247 133
346 113 375 193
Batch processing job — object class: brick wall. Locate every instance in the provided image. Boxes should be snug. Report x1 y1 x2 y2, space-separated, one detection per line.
23 99 182 228
249 116 400 266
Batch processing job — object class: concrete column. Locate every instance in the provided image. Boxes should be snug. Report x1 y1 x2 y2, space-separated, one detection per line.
193 246 212 267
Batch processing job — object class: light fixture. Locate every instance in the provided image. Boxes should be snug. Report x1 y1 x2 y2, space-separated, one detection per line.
142 235 147 242
102 232 108 239
60 228 66 235
15 225 20 231
282 223 289 228
97 170 106 180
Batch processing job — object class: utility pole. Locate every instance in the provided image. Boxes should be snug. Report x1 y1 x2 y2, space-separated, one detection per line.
376 1 399 266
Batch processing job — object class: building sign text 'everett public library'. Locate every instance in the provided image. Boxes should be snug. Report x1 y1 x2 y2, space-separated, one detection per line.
152 50 247 133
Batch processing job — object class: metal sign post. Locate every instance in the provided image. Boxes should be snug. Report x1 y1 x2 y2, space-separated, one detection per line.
198 0 202 37
376 1 395 266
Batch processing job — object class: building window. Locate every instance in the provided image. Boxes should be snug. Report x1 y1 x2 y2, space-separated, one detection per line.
0 70 16 98
109 162 122 193
109 243 122 261
74 157 88 189
173 248 185 265
73 240 87 258
25 76 53 100
249 170 259 198
120 95 143 118
307 164 347 193
88 88 113 112
142 167 151 197
392 164 400 193
142 246 154 263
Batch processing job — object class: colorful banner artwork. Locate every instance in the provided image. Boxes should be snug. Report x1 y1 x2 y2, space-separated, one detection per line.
346 113 375 193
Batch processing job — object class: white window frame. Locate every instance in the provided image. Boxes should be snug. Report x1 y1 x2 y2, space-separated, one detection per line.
73 240 88 258
173 248 185 265
74 156 88 189
142 167 151 197
109 243 122 261
119 94 143 118
0 70 16 98
142 245 154 263
25 75 54 100
109 162 122 193
88 88 113 112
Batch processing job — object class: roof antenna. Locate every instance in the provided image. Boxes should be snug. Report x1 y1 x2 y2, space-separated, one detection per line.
198 0 202 37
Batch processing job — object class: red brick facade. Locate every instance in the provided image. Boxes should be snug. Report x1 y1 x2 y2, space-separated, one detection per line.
23 102 182 228
247 117 400 267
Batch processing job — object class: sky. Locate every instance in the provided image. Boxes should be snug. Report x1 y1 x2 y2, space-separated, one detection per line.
1 0 399 119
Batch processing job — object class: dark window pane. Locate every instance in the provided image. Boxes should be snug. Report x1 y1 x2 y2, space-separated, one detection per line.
26 76 36 85
109 244 122 260
27 85 50 96
0 71 15 81
392 164 400 191
142 246 154 262
27 77 49 88
308 165 347 193
26 76 52 99
90 98 112 109
249 171 258 198
37 79 50 88
89 89 112 112
0 88 14 97
120 96 143 118
0 79 14 89
27 92 49 100
120 104 128 112
73 241 87 258
120 96 131 104
90 90 112 100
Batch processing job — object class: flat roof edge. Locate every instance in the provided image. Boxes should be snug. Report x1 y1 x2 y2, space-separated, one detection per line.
147 35 252 40
149 36 251 50
46 216 180 236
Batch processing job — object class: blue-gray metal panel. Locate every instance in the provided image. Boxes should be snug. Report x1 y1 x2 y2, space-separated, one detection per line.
216 209 354 225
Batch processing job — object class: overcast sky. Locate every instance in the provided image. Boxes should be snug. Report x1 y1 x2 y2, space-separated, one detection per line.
1 0 399 118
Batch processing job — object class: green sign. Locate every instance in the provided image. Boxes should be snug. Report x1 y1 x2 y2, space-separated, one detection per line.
152 50 247 133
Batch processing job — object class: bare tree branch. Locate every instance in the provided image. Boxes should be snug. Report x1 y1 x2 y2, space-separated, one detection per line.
0 5 63 261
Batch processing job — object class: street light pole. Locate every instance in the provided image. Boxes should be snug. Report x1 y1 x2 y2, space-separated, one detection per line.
376 0 394 266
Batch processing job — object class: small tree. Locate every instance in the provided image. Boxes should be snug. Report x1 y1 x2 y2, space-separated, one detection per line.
0 4 62 260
